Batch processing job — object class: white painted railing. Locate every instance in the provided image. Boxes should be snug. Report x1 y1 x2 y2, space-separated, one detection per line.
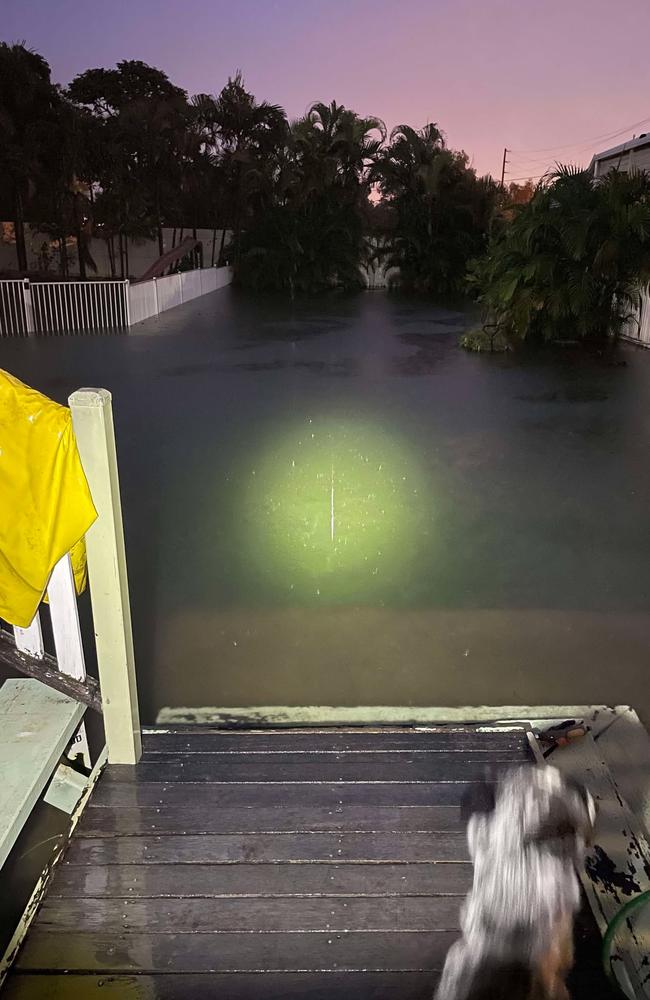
1 388 140 765
0 387 140 980
0 266 232 336
13 555 91 769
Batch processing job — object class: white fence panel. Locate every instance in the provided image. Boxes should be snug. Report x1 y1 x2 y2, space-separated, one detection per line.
1 267 231 335
155 274 183 313
128 280 158 324
30 281 128 334
0 280 29 337
215 266 232 289
200 268 218 294
180 269 202 302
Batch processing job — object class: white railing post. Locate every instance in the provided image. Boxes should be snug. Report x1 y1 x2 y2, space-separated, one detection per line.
14 614 44 659
22 279 35 335
153 277 159 315
124 280 131 328
47 554 91 768
68 389 141 764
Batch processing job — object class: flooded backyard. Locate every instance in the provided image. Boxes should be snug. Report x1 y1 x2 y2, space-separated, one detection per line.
2 287 650 723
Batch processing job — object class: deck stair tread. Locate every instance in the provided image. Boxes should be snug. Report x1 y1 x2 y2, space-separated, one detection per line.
0 679 84 870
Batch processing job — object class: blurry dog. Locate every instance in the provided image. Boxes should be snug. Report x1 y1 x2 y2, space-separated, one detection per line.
434 765 596 1000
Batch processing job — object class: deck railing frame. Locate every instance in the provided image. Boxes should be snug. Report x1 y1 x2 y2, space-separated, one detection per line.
0 385 140 977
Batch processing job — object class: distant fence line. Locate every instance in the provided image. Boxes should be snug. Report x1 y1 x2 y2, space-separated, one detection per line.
0 266 232 337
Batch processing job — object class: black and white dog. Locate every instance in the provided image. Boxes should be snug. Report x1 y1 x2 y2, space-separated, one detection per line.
435 765 596 1000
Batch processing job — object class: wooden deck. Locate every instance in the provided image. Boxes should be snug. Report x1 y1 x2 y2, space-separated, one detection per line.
3 726 611 999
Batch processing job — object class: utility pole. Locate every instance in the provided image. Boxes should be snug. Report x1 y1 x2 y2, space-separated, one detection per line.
500 147 509 187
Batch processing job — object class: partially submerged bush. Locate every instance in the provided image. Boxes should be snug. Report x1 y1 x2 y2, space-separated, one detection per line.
459 326 511 352
470 167 650 346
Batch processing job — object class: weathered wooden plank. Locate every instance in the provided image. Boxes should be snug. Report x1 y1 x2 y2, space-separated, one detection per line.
90 780 484 808
0 630 102 713
48 861 473 899
77 804 462 837
37 895 461 933
16 929 457 973
142 729 528 754
63 832 469 865
3 971 440 999
102 754 510 783
0 679 85 868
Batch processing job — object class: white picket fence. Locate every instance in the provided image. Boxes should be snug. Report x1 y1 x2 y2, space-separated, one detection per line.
0 266 232 337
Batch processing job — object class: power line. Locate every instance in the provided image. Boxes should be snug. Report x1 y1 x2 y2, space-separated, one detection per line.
506 174 549 183
509 114 650 155
507 151 585 167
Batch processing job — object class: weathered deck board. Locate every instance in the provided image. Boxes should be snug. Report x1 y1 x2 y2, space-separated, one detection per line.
4 971 441 999
47 861 473 898
76 803 463 836
63 831 470 864
142 729 527 753
16 929 457 973
91 779 489 808
6 725 532 997
36 895 461 932
103 753 513 783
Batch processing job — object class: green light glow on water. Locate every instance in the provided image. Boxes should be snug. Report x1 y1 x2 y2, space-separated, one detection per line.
243 418 430 601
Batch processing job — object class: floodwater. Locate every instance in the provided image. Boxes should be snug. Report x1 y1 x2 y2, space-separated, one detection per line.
3 288 650 723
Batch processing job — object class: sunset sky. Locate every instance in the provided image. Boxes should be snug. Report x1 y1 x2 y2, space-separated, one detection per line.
4 0 650 181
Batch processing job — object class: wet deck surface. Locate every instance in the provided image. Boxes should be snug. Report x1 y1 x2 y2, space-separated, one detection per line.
4 727 612 998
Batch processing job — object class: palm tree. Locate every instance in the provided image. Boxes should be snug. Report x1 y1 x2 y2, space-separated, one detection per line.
233 99 384 294
372 123 497 294
472 166 650 345
211 74 288 262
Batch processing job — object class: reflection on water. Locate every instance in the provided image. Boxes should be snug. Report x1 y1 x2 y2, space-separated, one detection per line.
2 289 650 721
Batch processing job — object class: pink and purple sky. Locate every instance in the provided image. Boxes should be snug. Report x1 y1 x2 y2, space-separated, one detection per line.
3 0 650 181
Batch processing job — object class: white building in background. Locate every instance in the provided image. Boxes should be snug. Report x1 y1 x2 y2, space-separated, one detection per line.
0 225 228 280
590 133 650 178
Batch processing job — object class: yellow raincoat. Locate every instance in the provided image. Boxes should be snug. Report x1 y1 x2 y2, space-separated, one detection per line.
0 370 97 628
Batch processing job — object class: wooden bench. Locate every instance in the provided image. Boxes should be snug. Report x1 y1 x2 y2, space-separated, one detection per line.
0 679 84 870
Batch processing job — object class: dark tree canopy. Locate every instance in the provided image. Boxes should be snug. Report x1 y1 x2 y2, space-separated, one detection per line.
6 41 650 349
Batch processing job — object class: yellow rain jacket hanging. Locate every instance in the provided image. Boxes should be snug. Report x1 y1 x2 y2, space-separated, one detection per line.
0 370 97 628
